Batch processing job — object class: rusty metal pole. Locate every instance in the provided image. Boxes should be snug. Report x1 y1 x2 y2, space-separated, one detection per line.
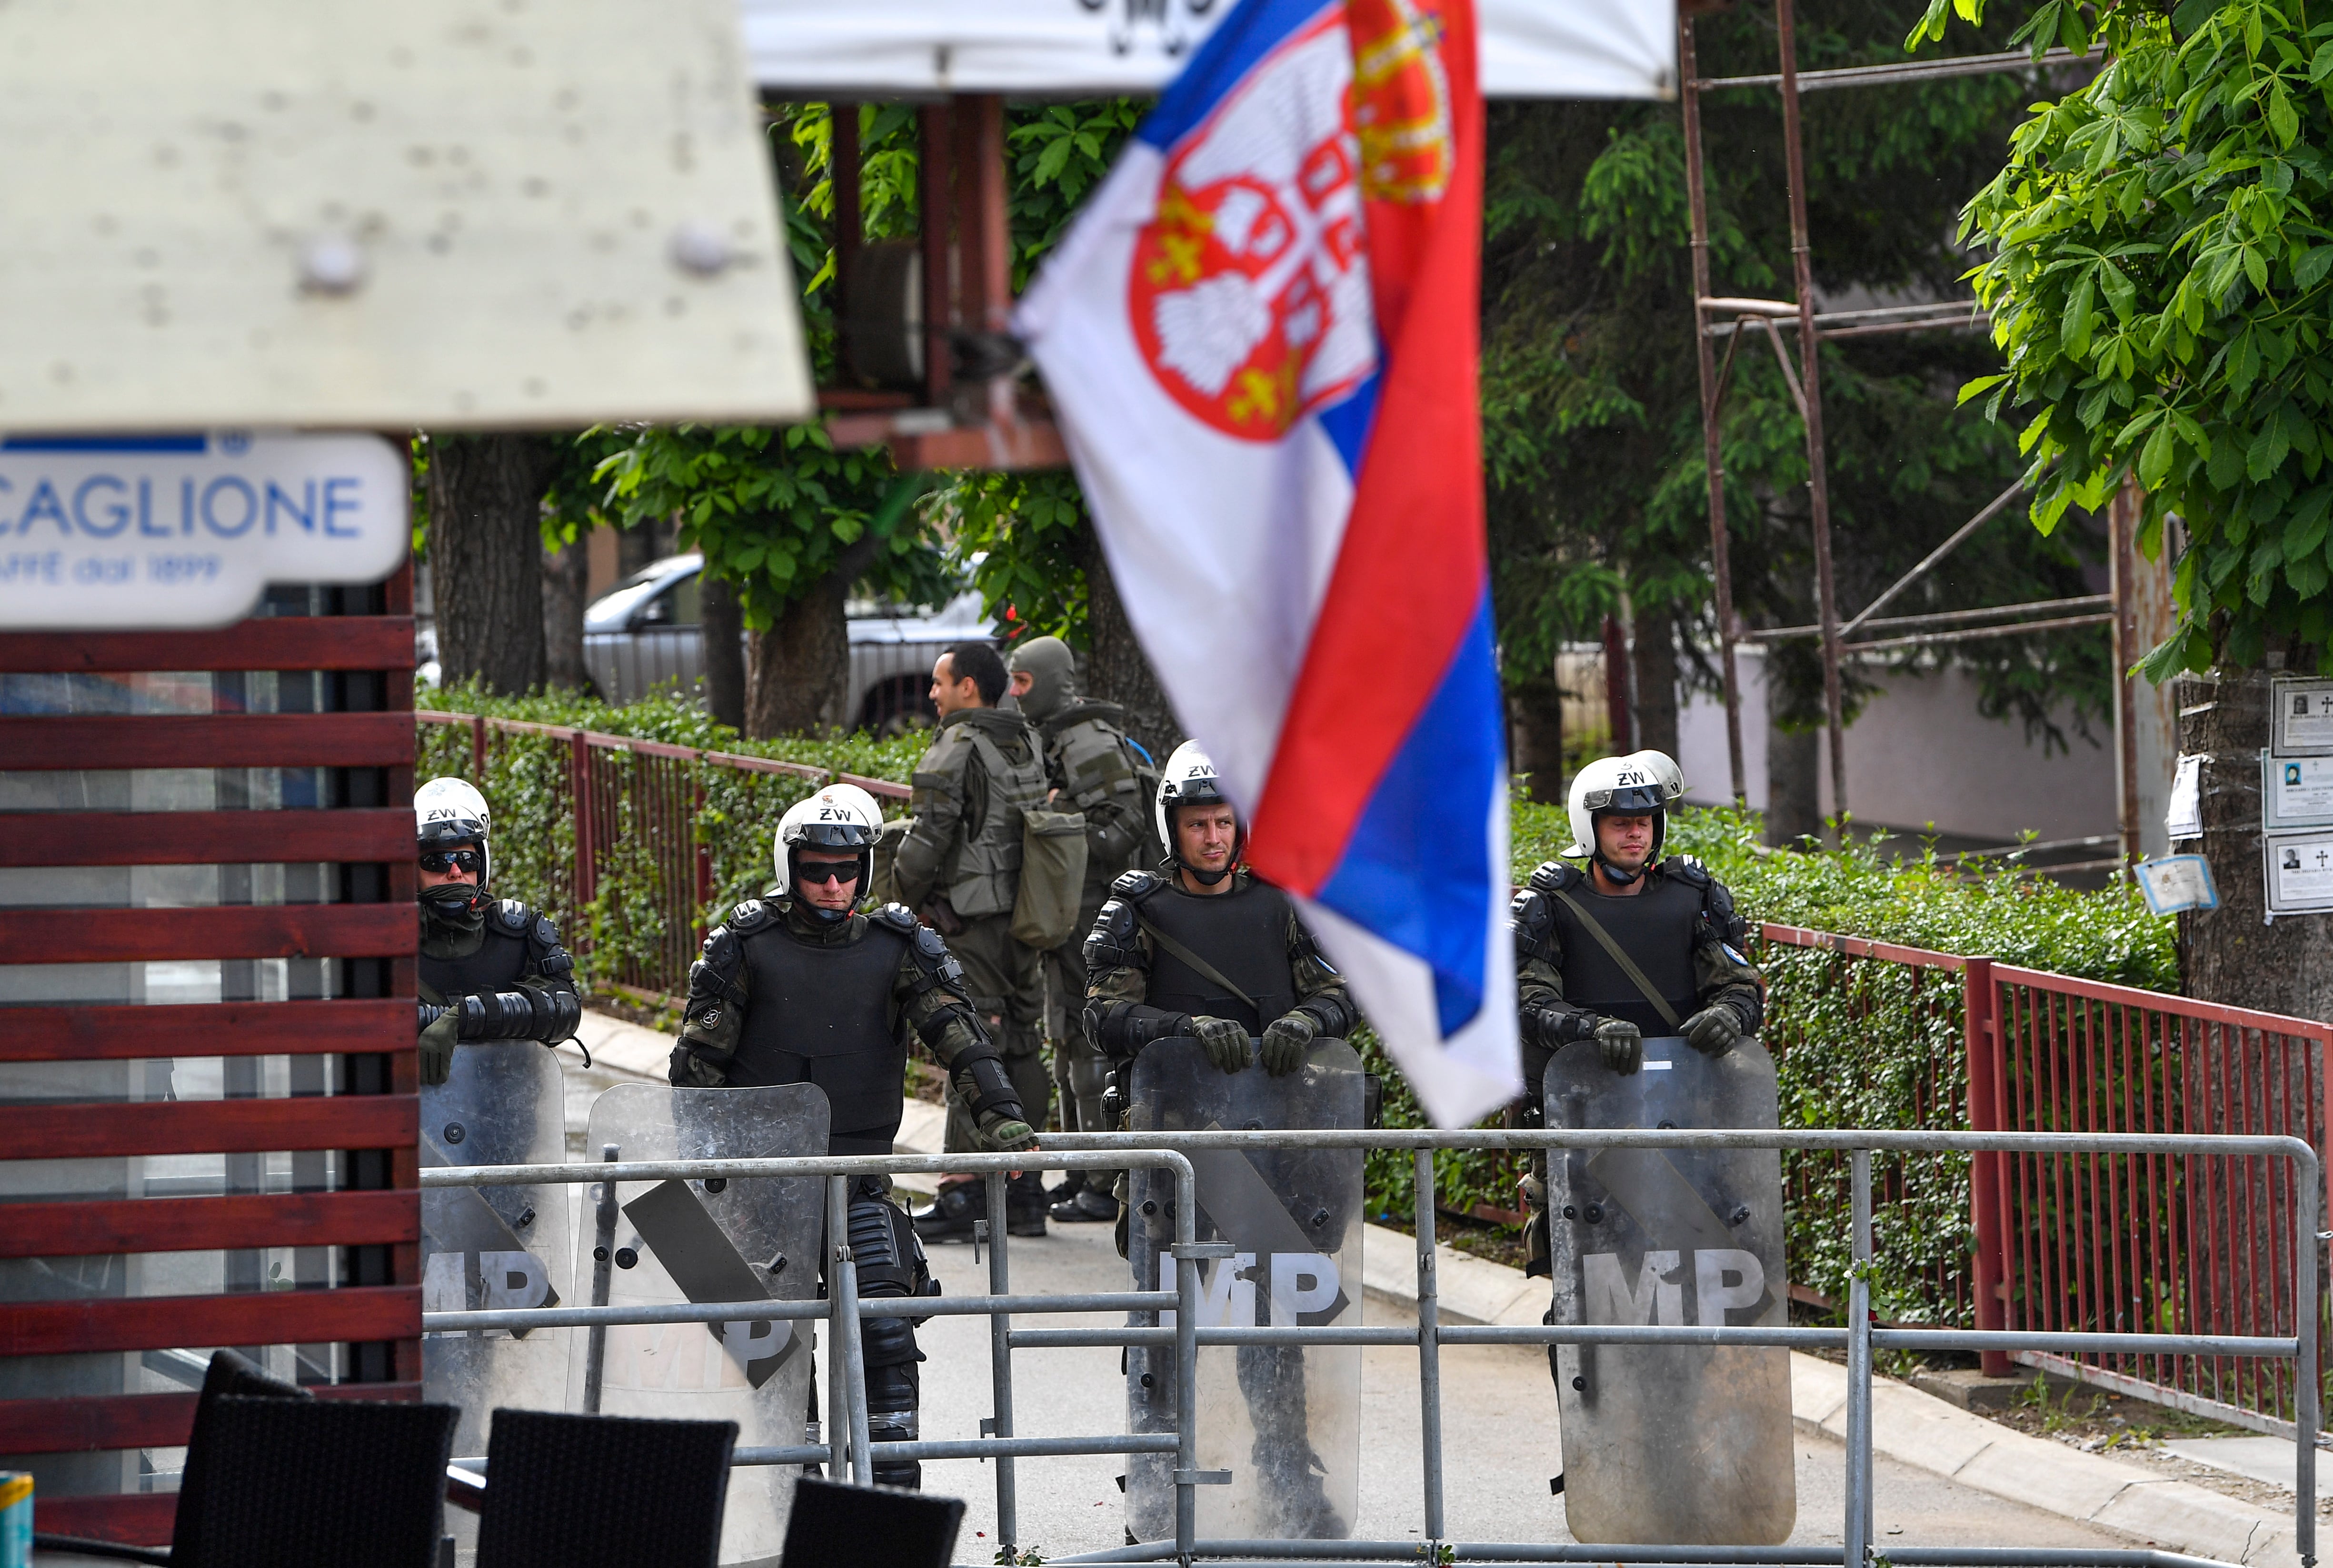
2110 481 2143 866
1679 14 1747 806
1775 0 1851 834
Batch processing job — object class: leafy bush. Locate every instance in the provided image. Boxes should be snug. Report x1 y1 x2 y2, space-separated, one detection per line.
417 681 926 994
1364 801 2177 1325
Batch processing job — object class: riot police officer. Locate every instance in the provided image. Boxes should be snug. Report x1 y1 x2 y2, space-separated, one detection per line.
1508 750 1765 1273
670 784 1036 1489
1006 635 1154 1223
896 641 1055 1241
413 778 582 1085
1086 741 1360 1538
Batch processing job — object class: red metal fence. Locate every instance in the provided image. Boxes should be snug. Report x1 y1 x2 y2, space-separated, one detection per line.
1762 923 2332 1435
415 712 910 1000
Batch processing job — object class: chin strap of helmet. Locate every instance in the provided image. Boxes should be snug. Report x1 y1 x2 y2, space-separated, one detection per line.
419 882 487 918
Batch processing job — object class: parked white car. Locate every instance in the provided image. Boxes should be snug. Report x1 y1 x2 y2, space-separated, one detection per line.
581 554 999 730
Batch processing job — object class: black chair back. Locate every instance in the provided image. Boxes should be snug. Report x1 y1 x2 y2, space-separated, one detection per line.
169 1350 311 1564
473 1408 738 1568
184 1395 457 1568
778 1477 964 1568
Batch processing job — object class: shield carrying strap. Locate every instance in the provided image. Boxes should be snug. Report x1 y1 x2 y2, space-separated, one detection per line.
1550 889 1684 1032
1136 915 1258 1014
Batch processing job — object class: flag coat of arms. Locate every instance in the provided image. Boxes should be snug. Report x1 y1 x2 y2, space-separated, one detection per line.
1016 0 1518 1125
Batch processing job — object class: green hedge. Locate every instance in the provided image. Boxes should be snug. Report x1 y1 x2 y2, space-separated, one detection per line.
416 688 2184 1324
416 682 926 999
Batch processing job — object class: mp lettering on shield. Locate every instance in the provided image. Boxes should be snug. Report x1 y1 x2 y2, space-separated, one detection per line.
421 1249 555 1338
1583 1248 1767 1327
1156 1249 1346 1328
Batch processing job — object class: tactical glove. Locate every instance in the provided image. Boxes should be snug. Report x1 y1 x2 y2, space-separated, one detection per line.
1188 1014 1252 1074
418 1007 459 1088
975 1107 1038 1153
1683 1003 1743 1058
1593 1016 1643 1075
1259 1011 1316 1077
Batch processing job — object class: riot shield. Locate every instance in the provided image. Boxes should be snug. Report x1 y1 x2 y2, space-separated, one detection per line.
569 1083 830 1567
419 1041 571 1461
1544 1035 1795 1546
1124 1038 1364 1545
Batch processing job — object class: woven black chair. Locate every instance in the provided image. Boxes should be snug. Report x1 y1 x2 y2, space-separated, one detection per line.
778 1477 964 1568
32 1349 313 1567
472 1408 738 1568
187 1394 458 1568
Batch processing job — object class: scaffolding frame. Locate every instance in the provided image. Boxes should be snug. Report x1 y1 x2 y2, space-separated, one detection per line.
1681 13 2122 835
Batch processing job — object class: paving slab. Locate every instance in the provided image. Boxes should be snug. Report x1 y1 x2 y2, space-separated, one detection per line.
2164 1437 2309 1492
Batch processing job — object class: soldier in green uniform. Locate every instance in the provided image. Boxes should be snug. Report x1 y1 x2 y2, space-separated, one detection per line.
1507 750 1765 1277
1005 635 1156 1223
896 640 1056 1240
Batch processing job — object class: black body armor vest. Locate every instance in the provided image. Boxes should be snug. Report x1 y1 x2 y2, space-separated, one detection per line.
1139 880 1299 1036
1548 874 1702 1033
730 921 910 1155
418 925 531 1003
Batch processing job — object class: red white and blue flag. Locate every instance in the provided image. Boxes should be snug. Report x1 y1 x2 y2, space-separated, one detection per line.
1016 0 1518 1124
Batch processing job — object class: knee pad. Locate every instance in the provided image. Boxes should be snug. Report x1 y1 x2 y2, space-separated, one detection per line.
1067 1048 1112 1102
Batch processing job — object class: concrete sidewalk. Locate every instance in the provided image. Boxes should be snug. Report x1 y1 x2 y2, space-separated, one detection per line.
1359 1218 2304 1566
558 1011 2303 1564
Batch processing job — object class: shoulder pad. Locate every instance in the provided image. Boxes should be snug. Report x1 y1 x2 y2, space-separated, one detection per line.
699 924 740 964
728 898 773 933
1111 868 1165 900
495 898 531 932
1526 860 1584 894
1660 853 1711 887
533 913 559 947
868 903 918 936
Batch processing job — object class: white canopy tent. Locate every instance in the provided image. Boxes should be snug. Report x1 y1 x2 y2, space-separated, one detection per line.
742 0 1676 100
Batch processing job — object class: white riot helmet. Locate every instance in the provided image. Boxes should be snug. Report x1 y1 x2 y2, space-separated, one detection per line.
775 783 884 919
1565 752 1680 883
1155 740 1240 885
415 778 492 912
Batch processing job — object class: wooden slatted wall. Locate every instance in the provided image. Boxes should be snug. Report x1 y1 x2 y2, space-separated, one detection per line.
0 572 419 1543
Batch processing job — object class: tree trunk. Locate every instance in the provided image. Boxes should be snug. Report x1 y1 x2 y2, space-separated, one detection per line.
541 534 589 691
2180 666 2333 1015
746 572 853 738
1509 675 1565 804
1766 723 1821 848
1630 601 1679 760
426 434 560 695
1072 521 1184 761
701 573 748 732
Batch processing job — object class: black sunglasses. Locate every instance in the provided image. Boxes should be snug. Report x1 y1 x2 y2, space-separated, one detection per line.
797 861 860 886
419 848 483 874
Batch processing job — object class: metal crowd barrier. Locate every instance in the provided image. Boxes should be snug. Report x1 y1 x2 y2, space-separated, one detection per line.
421 1130 2321 1568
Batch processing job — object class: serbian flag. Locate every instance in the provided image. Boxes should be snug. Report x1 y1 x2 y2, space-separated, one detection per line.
1016 0 1518 1124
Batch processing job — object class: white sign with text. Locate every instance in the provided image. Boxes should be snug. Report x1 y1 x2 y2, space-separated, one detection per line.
0 433 408 629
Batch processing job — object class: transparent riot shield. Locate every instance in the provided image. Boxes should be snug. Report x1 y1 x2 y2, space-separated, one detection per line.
569 1083 830 1567
420 1041 571 1461
1545 1035 1795 1545
1125 1038 1364 1545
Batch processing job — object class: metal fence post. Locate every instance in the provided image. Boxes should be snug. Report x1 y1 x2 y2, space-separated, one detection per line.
828 1174 873 1485
1414 1148 1446 1545
1847 1147 1875 1567
469 712 487 777
2296 1148 2320 1567
1964 956 2011 1376
987 1168 1018 1553
569 727 597 912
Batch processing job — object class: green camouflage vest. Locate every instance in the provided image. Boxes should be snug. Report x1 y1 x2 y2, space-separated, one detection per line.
914 711 1050 919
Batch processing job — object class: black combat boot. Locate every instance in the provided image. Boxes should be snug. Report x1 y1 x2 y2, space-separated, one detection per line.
910 1179 986 1243
1005 1171 1050 1238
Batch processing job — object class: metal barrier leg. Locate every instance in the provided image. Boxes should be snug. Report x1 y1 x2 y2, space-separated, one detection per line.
2296 1154 2320 1567
989 1167 1018 1554
1414 1149 1447 1545
582 1142 619 1414
826 1176 848 1480
1846 1148 1874 1568
830 1174 875 1485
